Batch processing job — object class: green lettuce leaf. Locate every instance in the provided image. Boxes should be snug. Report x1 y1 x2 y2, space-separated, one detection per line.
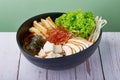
55 9 96 39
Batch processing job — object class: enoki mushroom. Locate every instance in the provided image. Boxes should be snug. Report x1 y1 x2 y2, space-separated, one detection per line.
88 16 107 42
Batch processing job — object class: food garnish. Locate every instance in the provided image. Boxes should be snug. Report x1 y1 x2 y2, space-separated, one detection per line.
47 27 72 45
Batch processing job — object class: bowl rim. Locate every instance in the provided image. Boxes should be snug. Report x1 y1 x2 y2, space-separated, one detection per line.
16 12 102 61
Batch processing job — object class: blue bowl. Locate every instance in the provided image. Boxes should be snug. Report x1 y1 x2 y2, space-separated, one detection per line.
16 12 102 70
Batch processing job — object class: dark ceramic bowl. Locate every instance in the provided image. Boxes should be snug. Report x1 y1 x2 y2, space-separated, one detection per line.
16 12 102 70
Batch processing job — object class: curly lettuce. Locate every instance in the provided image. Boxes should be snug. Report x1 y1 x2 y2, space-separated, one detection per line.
55 9 96 39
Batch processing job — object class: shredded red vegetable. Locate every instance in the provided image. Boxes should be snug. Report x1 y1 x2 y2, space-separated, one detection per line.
46 27 72 45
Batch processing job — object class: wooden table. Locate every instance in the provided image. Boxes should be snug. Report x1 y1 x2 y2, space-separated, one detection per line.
0 32 120 80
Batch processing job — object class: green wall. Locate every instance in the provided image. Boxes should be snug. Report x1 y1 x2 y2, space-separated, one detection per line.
0 0 119 32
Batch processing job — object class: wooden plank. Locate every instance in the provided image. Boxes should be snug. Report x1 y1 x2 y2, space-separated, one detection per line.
47 70 60 80
59 68 76 80
0 32 20 80
75 48 104 80
47 68 76 80
99 32 120 80
1 32 120 80
18 54 47 80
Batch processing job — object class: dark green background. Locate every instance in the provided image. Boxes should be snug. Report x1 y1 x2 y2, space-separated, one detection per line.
0 0 119 32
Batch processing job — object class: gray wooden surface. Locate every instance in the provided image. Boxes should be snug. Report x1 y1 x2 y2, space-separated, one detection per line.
0 32 120 80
